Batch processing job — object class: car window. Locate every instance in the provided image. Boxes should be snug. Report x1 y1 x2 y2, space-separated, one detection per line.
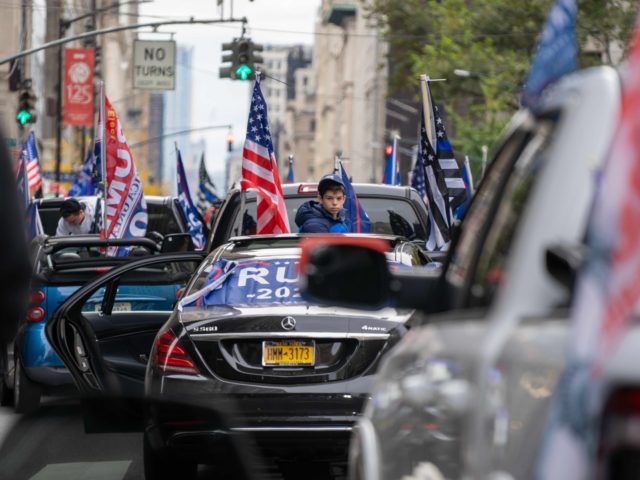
98 260 200 314
468 121 554 307
183 256 303 307
229 196 426 239
147 201 181 236
446 127 535 296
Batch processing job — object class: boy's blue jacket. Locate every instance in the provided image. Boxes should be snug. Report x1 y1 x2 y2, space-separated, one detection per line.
295 200 348 233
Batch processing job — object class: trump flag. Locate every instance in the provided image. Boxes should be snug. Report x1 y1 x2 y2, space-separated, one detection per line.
103 95 147 246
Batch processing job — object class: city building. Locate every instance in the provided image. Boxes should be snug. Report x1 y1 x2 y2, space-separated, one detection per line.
312 0 388 182
162 45 194 195
260 44 313 181
282 66 316 182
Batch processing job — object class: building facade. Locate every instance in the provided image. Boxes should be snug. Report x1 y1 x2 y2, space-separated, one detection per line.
312 0 388 182
162 45 194 195
260 44 314 182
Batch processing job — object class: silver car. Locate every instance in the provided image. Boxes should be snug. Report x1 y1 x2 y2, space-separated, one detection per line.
304 65 622 479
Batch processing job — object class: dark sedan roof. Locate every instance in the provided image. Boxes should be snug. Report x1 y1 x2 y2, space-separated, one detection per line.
215 233 406 262
282 183 417 198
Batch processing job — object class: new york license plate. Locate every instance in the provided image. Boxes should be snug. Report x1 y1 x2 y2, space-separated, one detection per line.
262 340 315 366
94 302 131 312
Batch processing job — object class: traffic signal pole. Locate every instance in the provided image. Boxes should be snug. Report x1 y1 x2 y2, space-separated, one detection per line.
0 16 247 194
0 17 248 66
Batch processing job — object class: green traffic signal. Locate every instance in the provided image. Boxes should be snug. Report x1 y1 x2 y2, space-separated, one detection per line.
16 86 37 126
16 109 32 126
235 64 253 81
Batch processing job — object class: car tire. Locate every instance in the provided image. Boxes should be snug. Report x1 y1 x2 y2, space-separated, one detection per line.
14 356 41 414
0 375 13 407
0 347 13 407
143 433 197 480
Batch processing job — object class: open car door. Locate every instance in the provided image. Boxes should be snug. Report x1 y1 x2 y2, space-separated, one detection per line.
46 252 204 401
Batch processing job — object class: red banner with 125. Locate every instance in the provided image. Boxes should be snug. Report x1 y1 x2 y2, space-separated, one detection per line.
63 48 94 126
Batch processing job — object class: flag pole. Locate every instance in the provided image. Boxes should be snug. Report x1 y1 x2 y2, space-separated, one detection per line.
99 80 107 239
21 151 30 207
480 144 488 181
391 133 400 185
419 74 435 147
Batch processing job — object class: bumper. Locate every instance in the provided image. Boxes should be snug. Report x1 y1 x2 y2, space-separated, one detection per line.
145 373 371 464
24 365 73 386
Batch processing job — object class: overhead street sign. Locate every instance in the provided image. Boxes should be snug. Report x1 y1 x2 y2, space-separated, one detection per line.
133 40 176 90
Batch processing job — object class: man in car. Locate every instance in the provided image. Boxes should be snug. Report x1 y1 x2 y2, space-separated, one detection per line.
295 172 348 233
56 198 97 236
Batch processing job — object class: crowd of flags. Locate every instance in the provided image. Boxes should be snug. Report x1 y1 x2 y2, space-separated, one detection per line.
12 0 575 255
6 0 594 259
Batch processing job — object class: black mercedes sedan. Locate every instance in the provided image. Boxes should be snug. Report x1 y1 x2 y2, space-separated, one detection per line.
47 234 434 479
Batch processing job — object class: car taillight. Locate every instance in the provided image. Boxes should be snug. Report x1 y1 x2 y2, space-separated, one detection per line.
297 183 318 194
27 307 45 322
151 330 198 375
176 288 185 299
29 290 45 306
598 387 640 479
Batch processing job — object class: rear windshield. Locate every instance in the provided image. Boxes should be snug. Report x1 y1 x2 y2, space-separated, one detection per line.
183 252 411 309
229 196 426 239
183 257 303 307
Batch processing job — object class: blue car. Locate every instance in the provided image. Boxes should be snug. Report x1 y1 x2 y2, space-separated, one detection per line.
1 235 190 413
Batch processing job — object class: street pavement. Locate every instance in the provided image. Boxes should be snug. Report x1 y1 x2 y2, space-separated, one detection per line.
0 395 336 480
0 395 144 480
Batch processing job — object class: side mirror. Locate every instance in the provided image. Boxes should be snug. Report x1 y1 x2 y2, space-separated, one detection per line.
545 243 586 293
299 237 442 311
160 233 194 253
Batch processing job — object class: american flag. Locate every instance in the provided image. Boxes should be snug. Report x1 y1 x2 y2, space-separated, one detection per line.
419 112 451 251
196 154 219 217
410 145 426 199
22 132 42 195
241 80 290 234
432 102 466 211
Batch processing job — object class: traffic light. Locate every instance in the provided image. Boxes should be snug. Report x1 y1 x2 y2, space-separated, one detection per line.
249 40 264 67
16 86 37 126
235 38 253 80
219 38 265 81
226 130 233 152
219 40 237 79
385 144 393 157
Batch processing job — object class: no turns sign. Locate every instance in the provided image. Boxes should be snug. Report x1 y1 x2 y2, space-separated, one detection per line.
133 40 176 90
